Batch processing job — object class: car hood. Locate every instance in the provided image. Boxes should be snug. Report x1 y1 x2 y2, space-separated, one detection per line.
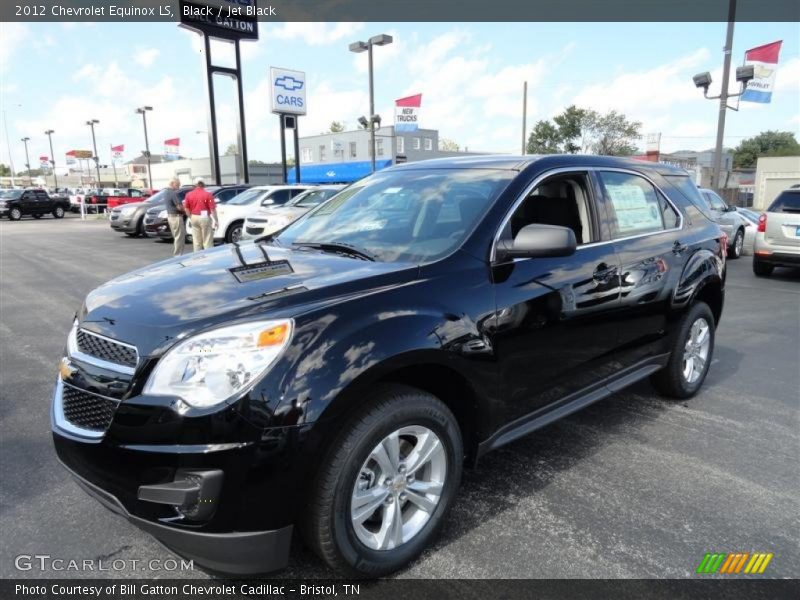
79 242 417 356
253 206 305 219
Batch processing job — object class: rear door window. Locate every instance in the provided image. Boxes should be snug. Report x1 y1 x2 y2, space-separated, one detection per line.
768 192 800 213
597 171 679 238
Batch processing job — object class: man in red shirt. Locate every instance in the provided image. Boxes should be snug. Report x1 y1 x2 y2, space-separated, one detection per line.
183 178 218 251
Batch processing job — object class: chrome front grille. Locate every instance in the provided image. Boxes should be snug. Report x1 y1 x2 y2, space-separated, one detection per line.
61 382 119 433
76 329 138 369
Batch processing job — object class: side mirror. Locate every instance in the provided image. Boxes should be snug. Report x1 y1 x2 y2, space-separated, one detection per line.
496 224 577 260
261 199 275 206
727 204 738 212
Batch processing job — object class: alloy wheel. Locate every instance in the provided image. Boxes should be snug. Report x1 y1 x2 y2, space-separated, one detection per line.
350 426 447 551
735 231 743 256
682 317 711 384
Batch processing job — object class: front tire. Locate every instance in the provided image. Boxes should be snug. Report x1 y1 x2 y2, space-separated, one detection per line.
9 207 22 221
302 384 463 577
752 259 773 277
651 301 715 399
225 220 243 244
728 228 744 259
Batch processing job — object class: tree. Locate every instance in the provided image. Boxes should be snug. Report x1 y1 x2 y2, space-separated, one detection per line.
526 120 562 154
248 159 268 166
329 121 345 133
526 105 641 156
733 131 800 168
583 110 641 156
224 143 238 156
439 138 460 151
0 164 10 177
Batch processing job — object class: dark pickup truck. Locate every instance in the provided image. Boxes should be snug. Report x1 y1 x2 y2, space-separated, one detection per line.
0 188 70 220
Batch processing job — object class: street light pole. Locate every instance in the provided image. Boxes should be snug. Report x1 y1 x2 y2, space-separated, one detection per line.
712 0 736 190
86 119 101 186
45 129 57 189
349 34 393 174
136 106 153 189
20 137 31 183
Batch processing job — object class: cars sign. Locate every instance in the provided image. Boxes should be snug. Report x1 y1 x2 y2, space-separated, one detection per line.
270 67 307 115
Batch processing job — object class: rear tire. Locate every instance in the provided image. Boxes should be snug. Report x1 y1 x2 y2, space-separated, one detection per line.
302 384 463 577
651 302 715 400
728 229 744 259
52 206 65 219
752 259 773 277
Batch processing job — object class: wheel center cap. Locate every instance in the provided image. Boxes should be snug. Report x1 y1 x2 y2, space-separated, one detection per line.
391 476 407 492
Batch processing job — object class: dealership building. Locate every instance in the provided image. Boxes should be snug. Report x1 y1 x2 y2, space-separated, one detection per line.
289 126 484 183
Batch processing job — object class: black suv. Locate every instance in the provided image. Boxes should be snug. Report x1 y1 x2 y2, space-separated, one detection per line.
52 156 725 577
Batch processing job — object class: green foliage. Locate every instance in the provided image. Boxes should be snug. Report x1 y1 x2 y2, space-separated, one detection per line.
329 121 345 133
733 131 800 168
224 143 238 156
439 138 460 151
0 164 11 177
526 105 641 156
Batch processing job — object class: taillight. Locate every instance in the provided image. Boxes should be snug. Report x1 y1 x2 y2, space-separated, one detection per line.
720 232 728 258
757 213 767 233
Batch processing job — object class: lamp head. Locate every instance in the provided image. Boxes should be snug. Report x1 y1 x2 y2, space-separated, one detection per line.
692 71 712 90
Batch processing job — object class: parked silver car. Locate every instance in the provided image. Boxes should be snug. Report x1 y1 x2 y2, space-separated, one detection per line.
241 185 346 240
753 189 800 276
698 188 749 259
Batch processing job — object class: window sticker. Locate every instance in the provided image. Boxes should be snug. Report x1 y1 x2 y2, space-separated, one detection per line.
606 184 662 234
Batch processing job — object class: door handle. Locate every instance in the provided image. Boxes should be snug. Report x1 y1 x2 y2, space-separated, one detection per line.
593 263 617 282
672 241 688 255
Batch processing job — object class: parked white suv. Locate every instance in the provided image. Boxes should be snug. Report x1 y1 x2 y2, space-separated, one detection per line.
753 189 800 276
241 185 345 240
214 185 313 243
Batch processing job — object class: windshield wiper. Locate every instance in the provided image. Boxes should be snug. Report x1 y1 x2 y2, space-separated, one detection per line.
293 242 376 261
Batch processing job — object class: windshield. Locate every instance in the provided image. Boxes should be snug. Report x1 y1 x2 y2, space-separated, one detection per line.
292 188 340 208
142 189 168 204
276 168 514 263
0 190 23 199
227 189 268 206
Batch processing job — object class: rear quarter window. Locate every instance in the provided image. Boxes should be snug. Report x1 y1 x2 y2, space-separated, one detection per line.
767 191 800 213
664 175 714 220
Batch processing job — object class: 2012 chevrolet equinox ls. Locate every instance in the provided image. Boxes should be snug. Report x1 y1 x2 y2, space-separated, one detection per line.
52 155 725 576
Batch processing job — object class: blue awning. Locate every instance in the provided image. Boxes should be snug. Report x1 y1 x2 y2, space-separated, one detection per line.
286 159 393 184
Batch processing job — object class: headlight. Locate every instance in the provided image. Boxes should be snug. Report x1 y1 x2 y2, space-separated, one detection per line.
143 319 293 408
157 209 167 218
0 201 7 207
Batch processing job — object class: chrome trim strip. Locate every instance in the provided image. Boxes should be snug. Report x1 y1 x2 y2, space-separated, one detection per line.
491 166 685 262
51 378 106 441
67 322 137 375
118 442 254 454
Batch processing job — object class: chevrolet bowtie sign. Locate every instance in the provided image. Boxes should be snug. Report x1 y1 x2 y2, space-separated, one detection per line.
271 67 307 116
179 0 260 41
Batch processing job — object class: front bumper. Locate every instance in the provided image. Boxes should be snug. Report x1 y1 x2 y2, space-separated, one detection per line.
110 215 137 232
58 455 292 574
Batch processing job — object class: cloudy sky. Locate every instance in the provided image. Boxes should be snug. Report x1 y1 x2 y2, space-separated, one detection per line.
1 20 798 172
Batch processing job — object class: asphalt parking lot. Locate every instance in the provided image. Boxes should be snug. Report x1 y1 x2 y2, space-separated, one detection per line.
1 215 798 580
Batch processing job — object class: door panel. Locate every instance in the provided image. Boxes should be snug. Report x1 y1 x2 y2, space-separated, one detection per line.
596 170 689 367
490 245 622 423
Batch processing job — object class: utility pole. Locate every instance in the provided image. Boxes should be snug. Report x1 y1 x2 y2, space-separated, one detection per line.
521 81 528 154
20 137 31 183
135 107 153 188
86 119 101 186
45 129 57 189
3 110 17 187
712 0 736 190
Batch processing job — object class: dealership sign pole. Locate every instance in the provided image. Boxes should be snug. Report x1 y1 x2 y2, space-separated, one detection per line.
179 0 259 185
270 67 307 183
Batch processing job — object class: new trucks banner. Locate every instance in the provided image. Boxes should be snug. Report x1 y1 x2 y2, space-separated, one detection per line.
395 94 422 132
